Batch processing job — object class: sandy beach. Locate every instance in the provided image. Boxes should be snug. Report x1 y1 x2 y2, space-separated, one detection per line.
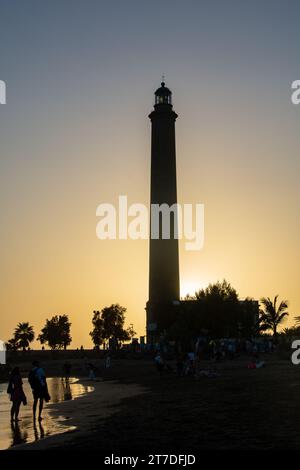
12 379 148 450
3 355 300 451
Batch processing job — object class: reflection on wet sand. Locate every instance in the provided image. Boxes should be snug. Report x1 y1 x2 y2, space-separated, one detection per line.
10 419 45 446
0 377 94 449
34 420 45 441
62 378 72 401
48 378 73 403
10 421 28 447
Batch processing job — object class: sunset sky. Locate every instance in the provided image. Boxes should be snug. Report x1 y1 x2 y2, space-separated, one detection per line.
0 0 300 347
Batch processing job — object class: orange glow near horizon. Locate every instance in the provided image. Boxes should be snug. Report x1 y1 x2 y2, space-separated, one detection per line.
1 99 299 347
1 2 299 348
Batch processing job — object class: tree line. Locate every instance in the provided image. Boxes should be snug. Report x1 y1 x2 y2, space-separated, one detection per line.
6 304 135 351
157 280 292 344
4 281 296 351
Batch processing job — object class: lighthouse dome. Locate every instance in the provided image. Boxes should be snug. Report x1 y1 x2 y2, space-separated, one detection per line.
154 82 172 105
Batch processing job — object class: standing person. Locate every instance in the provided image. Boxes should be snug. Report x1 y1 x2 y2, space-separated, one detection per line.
63 362 72 379
154 352 164 376
87 363 97 380
7 367 27 422
227 342 234 360
28 361 50 421
105 352 111 369
209 339 216 360
187 351 196 376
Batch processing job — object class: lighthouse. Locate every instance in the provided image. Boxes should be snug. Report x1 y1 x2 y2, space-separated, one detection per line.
146 81 180 341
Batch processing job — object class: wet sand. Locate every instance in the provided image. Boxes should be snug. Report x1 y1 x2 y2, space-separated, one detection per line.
6 357 300 451
18 357 300 452
0 378 94 450
12 379 148 450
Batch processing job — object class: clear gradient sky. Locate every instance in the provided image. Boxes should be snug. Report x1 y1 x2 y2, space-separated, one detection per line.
0 0 299 347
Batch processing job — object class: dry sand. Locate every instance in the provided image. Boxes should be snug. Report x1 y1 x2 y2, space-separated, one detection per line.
13 379 149 450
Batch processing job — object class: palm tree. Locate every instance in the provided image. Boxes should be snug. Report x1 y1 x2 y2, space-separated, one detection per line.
14 322 35 351
259 296 289 338
6 337 19 351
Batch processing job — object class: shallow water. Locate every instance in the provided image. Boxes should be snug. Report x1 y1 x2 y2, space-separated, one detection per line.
0 377 94 449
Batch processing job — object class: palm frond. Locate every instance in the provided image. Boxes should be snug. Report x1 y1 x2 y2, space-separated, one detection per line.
277 300 288 313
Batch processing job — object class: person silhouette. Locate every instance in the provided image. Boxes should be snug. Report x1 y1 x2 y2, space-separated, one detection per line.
28 361 50 421
7 367 27 422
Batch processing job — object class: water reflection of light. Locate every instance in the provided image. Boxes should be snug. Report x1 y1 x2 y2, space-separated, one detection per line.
10 421 28 446
0 377 94 449
33 420 45 441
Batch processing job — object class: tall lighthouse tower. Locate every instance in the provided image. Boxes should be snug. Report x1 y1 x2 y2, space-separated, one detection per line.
146 81 180 341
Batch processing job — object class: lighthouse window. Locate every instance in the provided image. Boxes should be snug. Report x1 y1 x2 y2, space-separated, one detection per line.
155 95 171 104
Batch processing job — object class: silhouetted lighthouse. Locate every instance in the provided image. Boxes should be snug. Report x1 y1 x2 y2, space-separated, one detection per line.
146 81 180 341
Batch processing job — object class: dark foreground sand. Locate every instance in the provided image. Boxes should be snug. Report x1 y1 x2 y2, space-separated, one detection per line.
10 356 300 451
13 379 148 450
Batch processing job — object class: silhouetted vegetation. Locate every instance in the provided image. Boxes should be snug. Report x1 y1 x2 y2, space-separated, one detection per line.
90 304 136 349
280 325 300 339
195 279 238 302
3 289 295 351
6 322 35 351
38 315 72 350
258 295 289 338
160 280 259 347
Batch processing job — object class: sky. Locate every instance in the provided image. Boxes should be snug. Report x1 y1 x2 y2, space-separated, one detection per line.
0 0 299 347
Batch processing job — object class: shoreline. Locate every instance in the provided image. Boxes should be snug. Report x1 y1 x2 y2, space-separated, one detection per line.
4 357 299 451
12 378 149 450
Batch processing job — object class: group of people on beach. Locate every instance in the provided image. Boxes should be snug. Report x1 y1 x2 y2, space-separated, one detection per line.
154 339 268 378
7 361 50 422
154 351 219 378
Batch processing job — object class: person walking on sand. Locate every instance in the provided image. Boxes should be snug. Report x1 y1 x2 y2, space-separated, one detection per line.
7 367 27 422
28 361 50 421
